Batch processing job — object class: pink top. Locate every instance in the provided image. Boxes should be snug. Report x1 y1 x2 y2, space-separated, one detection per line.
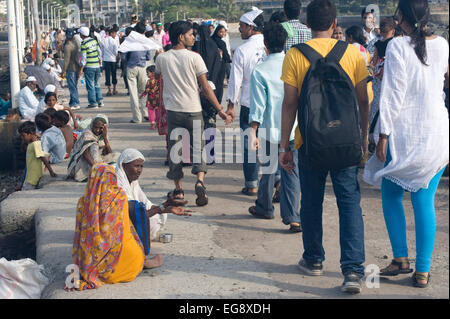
162 33 171 47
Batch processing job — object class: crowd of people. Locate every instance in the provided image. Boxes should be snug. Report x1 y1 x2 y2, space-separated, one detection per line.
4 0 449 295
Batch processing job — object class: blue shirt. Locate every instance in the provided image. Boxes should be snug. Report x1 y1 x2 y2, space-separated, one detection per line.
122 50 151 68
249 52 297 144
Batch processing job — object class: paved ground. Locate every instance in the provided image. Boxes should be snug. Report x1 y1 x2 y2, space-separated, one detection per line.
6 77 448 299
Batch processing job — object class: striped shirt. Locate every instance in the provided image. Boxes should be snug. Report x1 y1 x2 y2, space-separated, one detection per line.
80 37 101 68
284 20 312 52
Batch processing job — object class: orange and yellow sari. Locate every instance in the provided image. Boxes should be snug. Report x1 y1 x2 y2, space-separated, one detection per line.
72 163 145 290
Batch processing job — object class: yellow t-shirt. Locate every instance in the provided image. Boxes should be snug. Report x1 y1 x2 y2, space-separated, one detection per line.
25 141 48 186
281 38 370 149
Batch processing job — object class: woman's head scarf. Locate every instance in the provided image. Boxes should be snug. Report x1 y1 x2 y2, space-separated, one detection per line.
193 25 222 85
115 148 146 201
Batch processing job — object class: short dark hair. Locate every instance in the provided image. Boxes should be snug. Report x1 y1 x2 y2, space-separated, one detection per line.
306 0 337 32
263 23 288 53
380 17 396 33
169 21 193 45
345 25 367 46
361 7 375 18
269 11 288 24
253 13 265 32
284 0 302 20
53 110 70 124
44 92 57 104
134 21 147 34
125 27 133 36
145 30 154 38
35 113 52 132
146 65 156 73
43 107 57 118
18 121 36 134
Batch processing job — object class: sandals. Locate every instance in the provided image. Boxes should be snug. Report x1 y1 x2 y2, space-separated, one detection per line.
195 180 208 207
380 259 414 276
412 272 430 288
167 189 184 200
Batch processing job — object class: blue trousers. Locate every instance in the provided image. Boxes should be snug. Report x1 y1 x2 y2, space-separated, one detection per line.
255 140 300 225
381 148 445 273
240 106 259 188
66 71 79 107
298 146 365 277
84 67 103 106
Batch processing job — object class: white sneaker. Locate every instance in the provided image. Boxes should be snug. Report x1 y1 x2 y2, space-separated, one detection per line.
70 105 80 110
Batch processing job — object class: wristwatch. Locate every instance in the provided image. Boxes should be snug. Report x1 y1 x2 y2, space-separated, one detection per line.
279 146 291 153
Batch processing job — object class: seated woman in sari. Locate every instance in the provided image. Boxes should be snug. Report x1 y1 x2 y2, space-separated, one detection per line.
71 163 191 290
67 114 119 182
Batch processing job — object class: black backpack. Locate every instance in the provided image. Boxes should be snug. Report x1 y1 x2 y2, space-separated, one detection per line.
293 41 362 170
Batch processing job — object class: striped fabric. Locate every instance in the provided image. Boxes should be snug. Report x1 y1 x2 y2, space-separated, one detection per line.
81 38 100 68
284 20 312 52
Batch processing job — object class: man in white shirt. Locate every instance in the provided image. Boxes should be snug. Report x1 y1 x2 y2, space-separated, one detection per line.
226 8 266 196
102 28 120 96
155 20 230 207
18 76 39 121
153 22 165 46
361 8 380 55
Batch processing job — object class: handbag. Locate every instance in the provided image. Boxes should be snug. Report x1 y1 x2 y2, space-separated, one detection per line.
128 200 151 255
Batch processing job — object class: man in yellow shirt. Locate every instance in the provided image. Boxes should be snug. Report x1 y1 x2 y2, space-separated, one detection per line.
279 0 370 294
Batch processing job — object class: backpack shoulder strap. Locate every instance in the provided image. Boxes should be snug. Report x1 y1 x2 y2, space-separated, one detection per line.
326 40 348 63
293 43 323 64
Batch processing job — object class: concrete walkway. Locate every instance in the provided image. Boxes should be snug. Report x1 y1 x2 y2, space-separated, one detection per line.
2 77 448 299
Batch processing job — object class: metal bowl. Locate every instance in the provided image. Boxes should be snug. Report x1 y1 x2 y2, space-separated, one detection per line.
159 233 173 243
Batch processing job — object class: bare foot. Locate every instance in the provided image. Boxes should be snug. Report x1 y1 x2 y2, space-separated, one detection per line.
144 254 163 269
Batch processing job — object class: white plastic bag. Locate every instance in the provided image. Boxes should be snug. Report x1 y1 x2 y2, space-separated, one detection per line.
0 258 49 299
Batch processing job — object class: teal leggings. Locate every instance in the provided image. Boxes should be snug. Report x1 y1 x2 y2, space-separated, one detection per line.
381 149 445 273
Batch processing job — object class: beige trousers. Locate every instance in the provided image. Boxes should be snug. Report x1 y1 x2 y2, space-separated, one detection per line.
127 66 149 122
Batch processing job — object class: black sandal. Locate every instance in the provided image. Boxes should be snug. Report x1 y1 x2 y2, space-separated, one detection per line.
195 180 208 207
380 259 414 276
167 189 184 200
241 187 257 196
412 272 430 288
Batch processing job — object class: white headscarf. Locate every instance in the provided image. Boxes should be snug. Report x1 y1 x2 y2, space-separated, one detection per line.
240 7 264 27
44 84 56 94
118 30 162 53
115 148 167 239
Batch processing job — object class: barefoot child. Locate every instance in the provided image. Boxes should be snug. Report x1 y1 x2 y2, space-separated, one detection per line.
143 65 160 130
35 113 66 164
18 121 57 190
44 92 79 130
52 110 75 157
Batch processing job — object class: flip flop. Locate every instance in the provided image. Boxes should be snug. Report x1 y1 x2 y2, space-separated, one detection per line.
195 180 208 207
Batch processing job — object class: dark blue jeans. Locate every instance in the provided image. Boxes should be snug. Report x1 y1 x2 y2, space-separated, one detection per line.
66 71 79 107
298 146 365 277
240 105 258 188
84 67 103 106
255 139 300 225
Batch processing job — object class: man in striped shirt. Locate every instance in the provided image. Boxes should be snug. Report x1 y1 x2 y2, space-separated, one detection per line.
282 0 312 52
78 27 104 108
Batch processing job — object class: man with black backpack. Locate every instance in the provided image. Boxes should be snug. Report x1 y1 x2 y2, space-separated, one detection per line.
279 0 370 294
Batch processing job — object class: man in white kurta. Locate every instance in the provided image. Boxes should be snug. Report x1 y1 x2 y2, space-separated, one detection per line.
18 76 40 121
226 8 266 195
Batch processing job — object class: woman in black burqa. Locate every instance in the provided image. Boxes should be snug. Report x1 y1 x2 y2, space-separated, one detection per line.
193 25 224 164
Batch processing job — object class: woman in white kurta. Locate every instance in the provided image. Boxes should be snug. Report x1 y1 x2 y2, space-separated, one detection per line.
363 0 449 288
115 149 167 240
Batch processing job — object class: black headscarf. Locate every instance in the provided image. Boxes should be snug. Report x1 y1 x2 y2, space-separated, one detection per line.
211 25 231 63
193 25 222 86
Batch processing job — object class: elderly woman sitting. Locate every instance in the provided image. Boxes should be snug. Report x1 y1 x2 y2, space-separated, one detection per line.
116 148 176 242
67 114 118 182
70 163 190 290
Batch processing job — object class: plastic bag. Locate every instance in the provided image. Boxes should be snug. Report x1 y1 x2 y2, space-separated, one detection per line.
0 258 49 299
